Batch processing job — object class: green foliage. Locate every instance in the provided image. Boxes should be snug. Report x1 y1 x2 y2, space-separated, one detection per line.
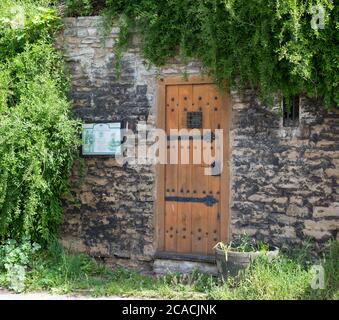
0 1 80 243
322 240 339 298
98 0 338 107
0 240 337 299
211 240 339 300
26 238 113 293
0 0 62 61
47 238 109 280
0 238 41 292
215 234 270 252
303 239 339 299
209 254 313 299
64 0 93 17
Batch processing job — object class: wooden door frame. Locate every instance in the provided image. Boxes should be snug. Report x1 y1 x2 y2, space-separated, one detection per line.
154 75 232 256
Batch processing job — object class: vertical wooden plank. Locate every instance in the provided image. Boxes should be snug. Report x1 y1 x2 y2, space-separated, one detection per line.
155 79 166 251
165 85 179 251
219 84 231 243
177 85 193 253
191 84 210 254
207 85 222 253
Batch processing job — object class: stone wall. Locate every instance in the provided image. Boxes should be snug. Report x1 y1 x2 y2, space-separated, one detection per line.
57 17 203 270
58 16 338 269
230 92 339 249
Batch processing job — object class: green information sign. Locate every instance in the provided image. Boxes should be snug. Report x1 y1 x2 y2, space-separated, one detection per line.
82 123 122 156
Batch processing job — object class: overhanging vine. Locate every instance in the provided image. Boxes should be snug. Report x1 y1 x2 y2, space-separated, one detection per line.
98 0 338 107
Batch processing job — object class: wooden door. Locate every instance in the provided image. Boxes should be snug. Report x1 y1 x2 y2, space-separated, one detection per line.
156 76 230 257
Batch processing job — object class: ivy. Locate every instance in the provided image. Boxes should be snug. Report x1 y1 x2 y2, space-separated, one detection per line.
0 0 80 243
98 0 338 107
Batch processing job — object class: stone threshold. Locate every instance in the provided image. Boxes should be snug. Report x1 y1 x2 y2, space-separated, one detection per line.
153 252 218 275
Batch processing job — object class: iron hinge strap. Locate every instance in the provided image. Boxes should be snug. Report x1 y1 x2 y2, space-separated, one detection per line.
167 132 215 142
165 195 218 207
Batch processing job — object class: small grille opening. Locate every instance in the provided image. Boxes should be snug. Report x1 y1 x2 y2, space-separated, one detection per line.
283 95 300 127
187 112 203 128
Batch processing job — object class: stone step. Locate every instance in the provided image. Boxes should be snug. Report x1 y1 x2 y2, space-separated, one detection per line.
153 259 218 275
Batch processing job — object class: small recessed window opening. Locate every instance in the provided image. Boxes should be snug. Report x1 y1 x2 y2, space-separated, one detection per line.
283 95 300 127
187 112 203 129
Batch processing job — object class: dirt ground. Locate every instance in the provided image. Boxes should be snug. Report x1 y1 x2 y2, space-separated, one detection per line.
0 288 140 300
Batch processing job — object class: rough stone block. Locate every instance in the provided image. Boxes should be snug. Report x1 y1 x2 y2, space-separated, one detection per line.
87 28 97 36
286 204 309 217
77 28 88 37
304 219 339 231
325 168 339 177
290 196 303 206
64 17 76 28
313 206 339 218
303 229 332 240
77 17 92 28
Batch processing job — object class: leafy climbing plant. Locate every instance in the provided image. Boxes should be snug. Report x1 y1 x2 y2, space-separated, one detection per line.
0 238 41 292
83 0 338 107
0 0 80 243
64 0 93 17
